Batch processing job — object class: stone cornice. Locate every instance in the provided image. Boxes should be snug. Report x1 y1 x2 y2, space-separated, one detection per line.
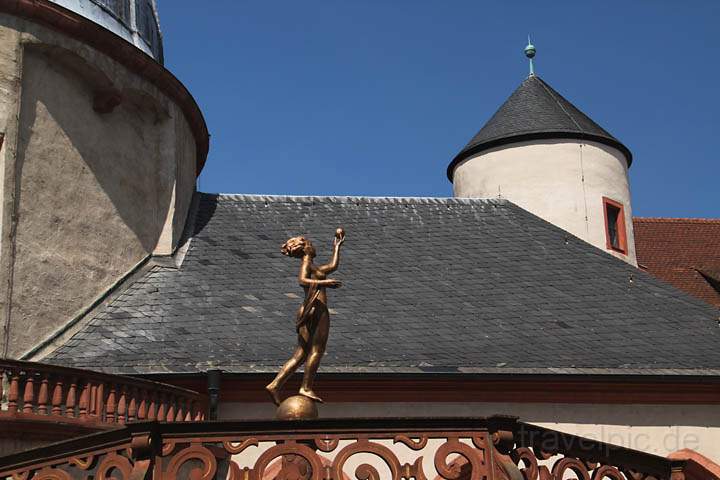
1 0 209 176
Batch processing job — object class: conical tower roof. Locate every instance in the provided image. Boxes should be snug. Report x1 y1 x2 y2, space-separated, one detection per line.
447 75 632 181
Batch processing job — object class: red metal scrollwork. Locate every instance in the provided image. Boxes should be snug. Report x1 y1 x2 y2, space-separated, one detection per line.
591 465 626 480
551 458 591 480
394 435 429 451
164 444 218 480
434 438 488 480
96 452 133 480
314 436 340 453
331 439 403 480
505 446 642 480
253 442 324 480
162 440 177 456
224 438 260 455
29 468 71 480
0 421 676 480
511 446 539 480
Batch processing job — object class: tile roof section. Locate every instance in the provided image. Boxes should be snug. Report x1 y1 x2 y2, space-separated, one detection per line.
46 194 720 375
634 217 720 308
447 75 632 180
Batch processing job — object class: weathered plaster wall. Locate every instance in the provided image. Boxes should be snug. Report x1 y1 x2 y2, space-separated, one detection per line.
220 401 720 461
155 108 197 255
452 139 637 265
0 13 198 358
0 20 23 252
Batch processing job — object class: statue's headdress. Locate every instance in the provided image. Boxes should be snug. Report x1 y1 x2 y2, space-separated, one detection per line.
281 236 308 258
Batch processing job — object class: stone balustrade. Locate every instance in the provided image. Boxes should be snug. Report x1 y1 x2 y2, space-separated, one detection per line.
0 360 205 427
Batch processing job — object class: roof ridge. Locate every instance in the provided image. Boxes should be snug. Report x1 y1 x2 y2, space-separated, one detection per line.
208 193 509 206
534 76 584 134
634 217 720 224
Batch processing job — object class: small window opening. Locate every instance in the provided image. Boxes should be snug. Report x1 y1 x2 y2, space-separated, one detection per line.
603 197 627 254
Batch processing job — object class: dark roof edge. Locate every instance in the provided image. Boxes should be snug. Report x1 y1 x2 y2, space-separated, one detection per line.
447 130 634 182
112 367 720 379
21 254 154 361
211 194 510 206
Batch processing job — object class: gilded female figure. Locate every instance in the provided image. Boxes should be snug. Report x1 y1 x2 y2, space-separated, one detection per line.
265 228 345 405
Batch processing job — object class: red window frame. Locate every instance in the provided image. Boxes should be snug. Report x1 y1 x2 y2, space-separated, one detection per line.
602 197 627 254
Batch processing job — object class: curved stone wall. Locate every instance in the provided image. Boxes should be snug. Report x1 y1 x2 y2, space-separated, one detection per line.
0 7 203 358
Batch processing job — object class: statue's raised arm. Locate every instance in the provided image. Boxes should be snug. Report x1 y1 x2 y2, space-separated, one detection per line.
318 228 345 274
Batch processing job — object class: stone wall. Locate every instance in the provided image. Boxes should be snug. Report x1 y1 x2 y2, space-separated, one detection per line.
452 139 637 265
0 11 200 358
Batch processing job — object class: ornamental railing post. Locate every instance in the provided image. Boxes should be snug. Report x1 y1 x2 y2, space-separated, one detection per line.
78 381 90 419
50 376 63 415
37 373 49 415
22 373 35 413
7 370 19 414
65 376 77 418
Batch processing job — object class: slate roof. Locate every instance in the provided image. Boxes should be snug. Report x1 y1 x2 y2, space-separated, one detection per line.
447 75 632 180
634 217 720 308
46 194 720 375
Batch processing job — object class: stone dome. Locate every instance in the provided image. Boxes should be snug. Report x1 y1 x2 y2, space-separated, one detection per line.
47 0 163 63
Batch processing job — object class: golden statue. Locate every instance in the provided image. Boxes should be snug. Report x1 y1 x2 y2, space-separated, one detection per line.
266 228 345 410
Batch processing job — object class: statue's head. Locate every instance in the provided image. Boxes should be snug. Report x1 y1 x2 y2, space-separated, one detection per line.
281 236 316 258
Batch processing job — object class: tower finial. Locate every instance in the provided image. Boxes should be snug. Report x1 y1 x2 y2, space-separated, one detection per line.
524 36 536 77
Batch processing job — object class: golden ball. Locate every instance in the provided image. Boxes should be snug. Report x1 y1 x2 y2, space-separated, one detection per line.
275 395 319 420
335 227 344 238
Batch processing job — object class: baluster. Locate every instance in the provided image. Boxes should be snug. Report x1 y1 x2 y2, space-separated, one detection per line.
166 396 175 422
147 392 157 421
128 387 138 422
185 400 193 422
89 383 98 418
7 371 20 414
22 374 35 413
194 404 204 421
106 384 117 424
156 393 165 422
117 386 127 424
175 398 184 422
51 377 63 415
96 383 105 421
65 377 77 417
0 369 4 407
137 390 147 420
37 374 49 415
78 382 90 419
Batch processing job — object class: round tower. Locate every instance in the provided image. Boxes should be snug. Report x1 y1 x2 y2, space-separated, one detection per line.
0 1 208 358
448 46 636 266
47 0 163 62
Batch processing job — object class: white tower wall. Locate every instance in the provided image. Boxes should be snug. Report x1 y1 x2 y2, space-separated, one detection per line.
452 139 637 265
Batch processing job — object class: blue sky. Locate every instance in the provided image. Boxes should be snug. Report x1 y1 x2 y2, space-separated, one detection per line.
161 1 719 218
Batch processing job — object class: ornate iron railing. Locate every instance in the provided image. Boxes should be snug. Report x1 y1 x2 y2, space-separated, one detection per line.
0 360 205 429
0 416 691 480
